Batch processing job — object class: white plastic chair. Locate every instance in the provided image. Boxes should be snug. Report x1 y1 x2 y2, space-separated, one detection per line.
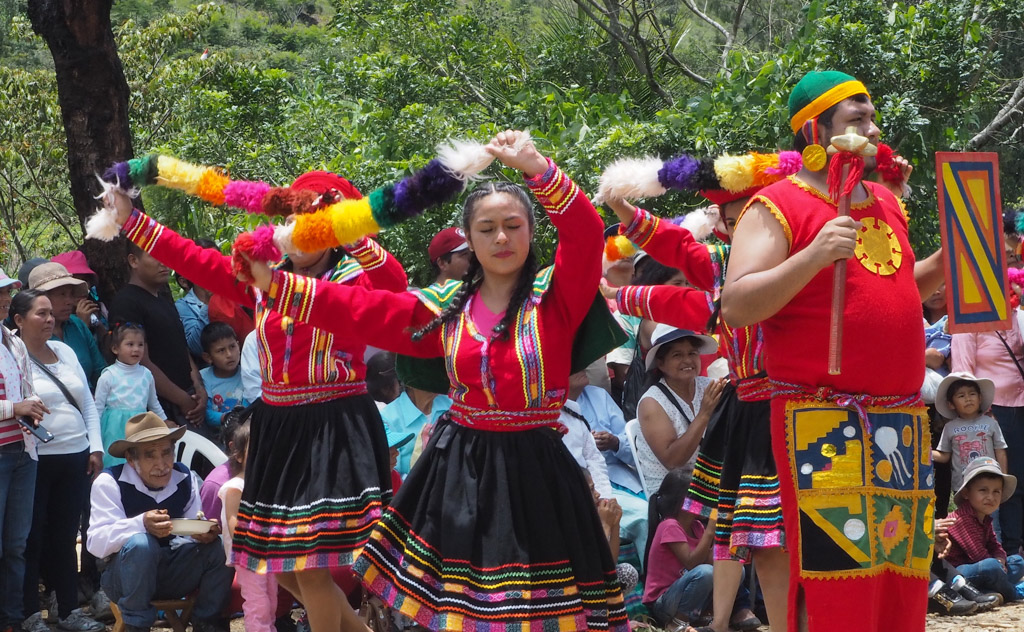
176 430 228 470
624 418 654 500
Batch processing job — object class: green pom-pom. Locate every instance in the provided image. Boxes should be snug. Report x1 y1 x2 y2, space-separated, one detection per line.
128 154 159 186
369 184 398 229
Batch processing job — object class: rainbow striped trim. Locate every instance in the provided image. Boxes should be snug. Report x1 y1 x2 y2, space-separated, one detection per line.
122 210 164 253
355 508 630 631
232 487 387 573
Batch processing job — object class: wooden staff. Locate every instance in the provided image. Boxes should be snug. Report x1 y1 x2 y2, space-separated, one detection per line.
828 162 852 376
826 127 874 376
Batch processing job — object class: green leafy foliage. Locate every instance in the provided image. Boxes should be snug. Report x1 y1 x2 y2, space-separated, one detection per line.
2 0 1024 284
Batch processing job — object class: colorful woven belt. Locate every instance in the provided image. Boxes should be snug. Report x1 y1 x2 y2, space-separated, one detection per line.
770 380 922 433
261 380 367 406
446 400 565 432
735 373 772 402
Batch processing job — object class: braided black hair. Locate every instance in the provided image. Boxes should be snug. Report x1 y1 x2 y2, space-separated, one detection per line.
412 182 538 342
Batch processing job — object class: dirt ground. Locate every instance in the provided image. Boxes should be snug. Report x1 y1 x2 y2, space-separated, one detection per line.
925 599 1024 631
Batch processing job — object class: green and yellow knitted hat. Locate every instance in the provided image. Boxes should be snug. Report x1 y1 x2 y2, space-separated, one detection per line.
788 70 870 133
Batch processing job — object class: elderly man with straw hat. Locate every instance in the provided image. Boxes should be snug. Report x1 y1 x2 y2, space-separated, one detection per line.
87 413 232 632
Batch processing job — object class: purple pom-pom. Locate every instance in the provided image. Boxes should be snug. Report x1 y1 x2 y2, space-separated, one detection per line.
393 159 464 220
102 162 131 188
657 154 701 191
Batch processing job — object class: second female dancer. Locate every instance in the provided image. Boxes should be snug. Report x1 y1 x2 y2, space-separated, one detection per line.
108 173 406 632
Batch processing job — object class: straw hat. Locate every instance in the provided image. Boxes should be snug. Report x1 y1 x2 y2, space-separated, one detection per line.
954 456 1017 505
108 411 185 458
645 323 718 372
935 371 995 419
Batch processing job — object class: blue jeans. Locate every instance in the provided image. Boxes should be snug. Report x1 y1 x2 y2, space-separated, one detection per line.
100 533 234 627
957 554 1024 602
992 405 1024 554
0 442 37 627
651 564 714 623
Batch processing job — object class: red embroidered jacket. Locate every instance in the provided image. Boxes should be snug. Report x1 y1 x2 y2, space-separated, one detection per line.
262 161 602 430
619 207 768 400
121 211 407 405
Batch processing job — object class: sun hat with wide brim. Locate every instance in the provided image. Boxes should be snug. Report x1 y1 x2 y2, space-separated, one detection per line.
27 262 88 293
645 323 718 372
0 267 22 290
108 411 186 458
935 371 995 419
954 456 1017 505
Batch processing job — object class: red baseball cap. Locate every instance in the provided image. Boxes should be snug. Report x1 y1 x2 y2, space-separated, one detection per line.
428 227 469 264
51 250 96 277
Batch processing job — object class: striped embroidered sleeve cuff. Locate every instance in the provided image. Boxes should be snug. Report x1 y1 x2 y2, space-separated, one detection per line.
524 158 580 216
122 209 165 253
345 237 389 271
616 286 653 319
620 206 658 249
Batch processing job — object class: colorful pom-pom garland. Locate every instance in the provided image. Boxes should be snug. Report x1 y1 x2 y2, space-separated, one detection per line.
596 143 906 206
282 132 534 253
88 134 510 275
597 150 803 206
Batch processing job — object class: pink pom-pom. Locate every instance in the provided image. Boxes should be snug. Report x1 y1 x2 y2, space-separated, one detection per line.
1009 267 1024 286
765 151 802 176
249 225 281 261
223 180 272 214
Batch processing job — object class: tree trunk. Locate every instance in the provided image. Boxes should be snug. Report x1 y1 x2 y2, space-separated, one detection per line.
26 0 133 233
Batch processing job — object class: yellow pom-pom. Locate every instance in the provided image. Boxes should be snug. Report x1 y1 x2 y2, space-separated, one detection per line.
714 154 756 193
750 153 781 187
329 197 380 246
155 156 209 195
605 235 637 262
290 210 336 252
196 168 230 206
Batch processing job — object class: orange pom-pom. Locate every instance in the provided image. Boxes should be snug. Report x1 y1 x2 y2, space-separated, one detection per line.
291 211 337 252
750 153 781 187
604 235 637 261
196 169 230 206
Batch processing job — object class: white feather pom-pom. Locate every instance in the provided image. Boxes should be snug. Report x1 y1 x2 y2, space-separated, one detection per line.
273 223 296 255
595 157 666 204
84 207 122 241
679 206 719 242
437 139 494 182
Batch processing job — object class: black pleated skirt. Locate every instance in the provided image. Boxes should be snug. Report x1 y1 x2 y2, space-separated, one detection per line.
683 384 784 561
232 394 392 573
354 418 631 632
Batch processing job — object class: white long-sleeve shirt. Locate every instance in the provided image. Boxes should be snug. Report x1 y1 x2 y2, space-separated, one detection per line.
30 340 102 456
94 360 165 419
240 330 262 403
560 399 613 499
87 462 203 559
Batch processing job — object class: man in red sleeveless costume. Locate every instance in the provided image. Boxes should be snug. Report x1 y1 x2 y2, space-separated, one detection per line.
721 70 945 632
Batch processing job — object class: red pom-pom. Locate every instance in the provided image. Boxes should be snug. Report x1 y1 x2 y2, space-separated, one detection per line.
875 143 904 187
